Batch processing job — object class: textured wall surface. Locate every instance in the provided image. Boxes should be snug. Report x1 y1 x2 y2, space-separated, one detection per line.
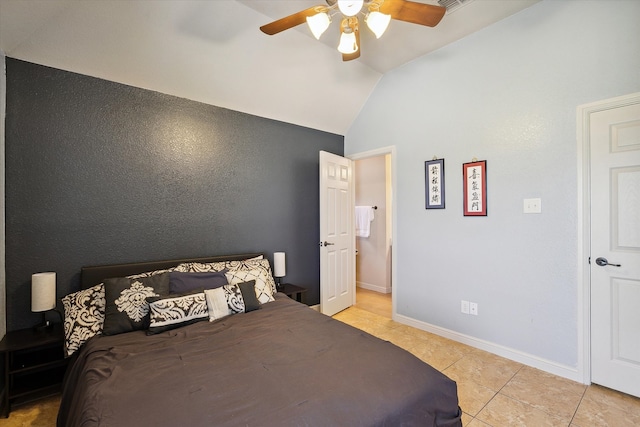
5 58 343 331
346 0 640 370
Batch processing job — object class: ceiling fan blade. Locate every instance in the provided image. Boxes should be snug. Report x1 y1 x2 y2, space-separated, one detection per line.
379 0 446 27
260 6 326 35
342 24 361 61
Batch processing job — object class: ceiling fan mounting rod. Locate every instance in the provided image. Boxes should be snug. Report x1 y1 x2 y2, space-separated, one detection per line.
340 16 359 30
325 0 388 21
326 0 383 7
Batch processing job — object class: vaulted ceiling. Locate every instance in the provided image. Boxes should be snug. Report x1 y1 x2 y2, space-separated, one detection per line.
0 0 539 135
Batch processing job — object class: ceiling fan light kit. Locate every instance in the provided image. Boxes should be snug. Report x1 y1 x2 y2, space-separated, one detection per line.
260 0 446 62
365 11 392 39
306 11 332 39
338 31 358 54
337 0 364 17
338 19 359 54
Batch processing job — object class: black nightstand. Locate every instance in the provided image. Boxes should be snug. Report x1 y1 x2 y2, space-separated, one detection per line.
0 323 68 417
278 283 308 303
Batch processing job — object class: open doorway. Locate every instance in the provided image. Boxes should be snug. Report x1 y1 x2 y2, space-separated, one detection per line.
350 148 394 319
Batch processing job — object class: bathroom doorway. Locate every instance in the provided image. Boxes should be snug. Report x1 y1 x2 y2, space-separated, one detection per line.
352 152 393 319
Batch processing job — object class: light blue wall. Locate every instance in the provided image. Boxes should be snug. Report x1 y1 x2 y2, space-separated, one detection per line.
345 0 640 368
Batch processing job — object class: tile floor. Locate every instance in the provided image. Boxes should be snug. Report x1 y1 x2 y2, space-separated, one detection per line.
334 288 640 426
0 393 59 427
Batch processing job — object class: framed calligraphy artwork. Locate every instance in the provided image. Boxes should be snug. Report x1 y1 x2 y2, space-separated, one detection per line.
463 160 487 216
425 158 445 209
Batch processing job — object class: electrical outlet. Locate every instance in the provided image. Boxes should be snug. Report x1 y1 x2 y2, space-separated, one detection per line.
470 302 478 316
461 300 470 314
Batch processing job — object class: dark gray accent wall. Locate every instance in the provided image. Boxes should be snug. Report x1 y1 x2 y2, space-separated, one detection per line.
5 58 343 331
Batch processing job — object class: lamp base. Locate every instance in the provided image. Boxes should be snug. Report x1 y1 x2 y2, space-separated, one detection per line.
275 277 283 291
33 313 53 332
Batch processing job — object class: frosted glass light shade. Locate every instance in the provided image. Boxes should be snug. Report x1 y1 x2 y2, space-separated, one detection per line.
366 11 391 38
32 272 56 312
306 12 331 39
337 0 364 17
274 252 286 278
338 31 358 54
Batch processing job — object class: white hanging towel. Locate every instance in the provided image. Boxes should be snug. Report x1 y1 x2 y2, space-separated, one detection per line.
355 206 375 238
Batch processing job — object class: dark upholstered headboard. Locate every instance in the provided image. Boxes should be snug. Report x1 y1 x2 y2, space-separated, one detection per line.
80 253 264 289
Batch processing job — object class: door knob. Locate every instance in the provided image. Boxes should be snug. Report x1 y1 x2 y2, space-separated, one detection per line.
320 241 335 247
595 257 621 267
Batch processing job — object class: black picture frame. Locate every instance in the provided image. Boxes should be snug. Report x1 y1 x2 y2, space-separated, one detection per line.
425 158 445 209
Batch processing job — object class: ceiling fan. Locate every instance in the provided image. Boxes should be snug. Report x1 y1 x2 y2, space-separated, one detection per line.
260 0 446 61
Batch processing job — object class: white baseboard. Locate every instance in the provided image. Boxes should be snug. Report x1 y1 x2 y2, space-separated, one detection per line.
357 282 391 294
394 313 585 384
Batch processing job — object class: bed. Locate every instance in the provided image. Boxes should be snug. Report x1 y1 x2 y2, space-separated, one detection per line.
57 253 462 426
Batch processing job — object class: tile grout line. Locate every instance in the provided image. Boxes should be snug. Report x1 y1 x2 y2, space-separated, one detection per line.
472 364 524 425
567 386 589 427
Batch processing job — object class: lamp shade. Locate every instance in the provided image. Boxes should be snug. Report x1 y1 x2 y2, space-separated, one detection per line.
366 11 391 38
273 252 286 278
338 31 358 54
306 12 331 39
32 272 56 312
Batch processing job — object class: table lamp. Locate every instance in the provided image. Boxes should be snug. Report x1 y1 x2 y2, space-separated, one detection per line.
273 252 286 290
32 272 56 331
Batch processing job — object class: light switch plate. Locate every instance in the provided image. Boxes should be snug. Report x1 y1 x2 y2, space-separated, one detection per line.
461 300 470 314
524 198 542 213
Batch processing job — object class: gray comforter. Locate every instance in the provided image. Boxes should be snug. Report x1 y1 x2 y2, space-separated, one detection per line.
58 294 462 426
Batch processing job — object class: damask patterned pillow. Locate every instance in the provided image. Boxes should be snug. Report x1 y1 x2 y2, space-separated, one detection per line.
146 291 208 334
204 280 260 321
174 255 264 272
174 261 226 273
127 267 176 279
102 273 170 335
61 284 105 357
225 268 275 304
225 259 277 295
175 258 276 296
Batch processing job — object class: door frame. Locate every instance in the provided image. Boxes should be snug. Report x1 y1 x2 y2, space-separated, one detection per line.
577 92 640 385
347 146 397 319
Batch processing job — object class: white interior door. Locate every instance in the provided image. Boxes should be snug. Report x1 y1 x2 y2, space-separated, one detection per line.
319 150 355 316
590 94 640 398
